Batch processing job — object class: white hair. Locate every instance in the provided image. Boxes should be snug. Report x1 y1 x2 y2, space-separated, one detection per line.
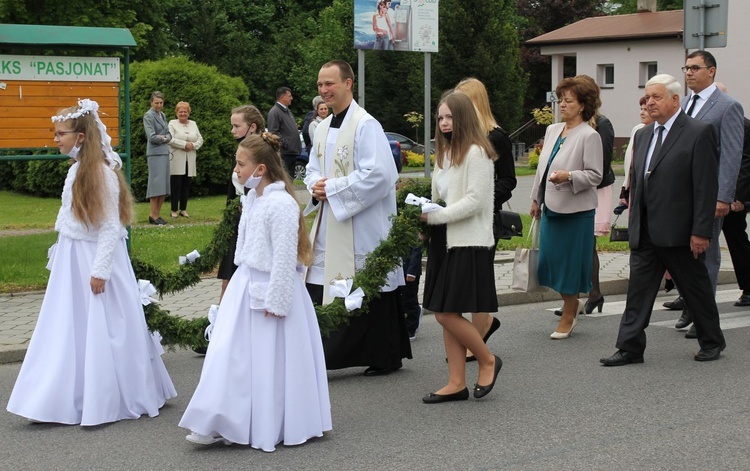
645 74 682 97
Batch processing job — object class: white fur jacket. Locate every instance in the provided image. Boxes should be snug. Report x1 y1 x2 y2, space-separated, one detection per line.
234 181 302 316
54 162 128 280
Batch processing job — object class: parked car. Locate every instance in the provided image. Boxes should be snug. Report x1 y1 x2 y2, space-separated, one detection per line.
294 132 402 180
385 132 425 155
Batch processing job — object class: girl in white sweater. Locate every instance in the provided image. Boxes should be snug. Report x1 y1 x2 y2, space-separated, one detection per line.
421 92 502 404
7 100 176 426
180 133 331 451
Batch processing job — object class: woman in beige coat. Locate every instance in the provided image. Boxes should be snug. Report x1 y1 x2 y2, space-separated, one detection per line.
168 101 204 218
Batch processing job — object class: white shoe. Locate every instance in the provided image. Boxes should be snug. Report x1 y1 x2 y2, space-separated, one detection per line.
550 301 582 339
185 432 232 445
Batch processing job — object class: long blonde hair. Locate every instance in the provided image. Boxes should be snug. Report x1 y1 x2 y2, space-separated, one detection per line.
434 92 496 169
57 106 133 228
238 133 312 265
455 77 498 134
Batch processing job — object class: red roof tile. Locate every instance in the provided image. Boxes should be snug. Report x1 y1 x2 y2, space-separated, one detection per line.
526 10 683 46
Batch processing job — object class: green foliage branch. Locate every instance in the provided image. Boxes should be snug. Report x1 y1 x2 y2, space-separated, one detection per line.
134 179 430 348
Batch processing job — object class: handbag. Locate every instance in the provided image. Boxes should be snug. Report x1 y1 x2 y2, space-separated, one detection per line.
512 218 544 292
494 205 523 240
609 214 629 242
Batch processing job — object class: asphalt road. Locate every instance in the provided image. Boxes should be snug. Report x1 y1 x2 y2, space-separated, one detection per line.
2 288 749 470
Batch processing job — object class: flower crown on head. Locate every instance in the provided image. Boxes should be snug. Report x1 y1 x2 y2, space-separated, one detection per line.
50 99 123 170
51 99 98 123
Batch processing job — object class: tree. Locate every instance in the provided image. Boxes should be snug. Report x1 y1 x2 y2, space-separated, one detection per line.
518 0 607 115
0 0 178 60
434 0 528 132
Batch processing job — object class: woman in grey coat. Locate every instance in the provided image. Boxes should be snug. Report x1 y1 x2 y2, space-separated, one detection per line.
143 91 172 225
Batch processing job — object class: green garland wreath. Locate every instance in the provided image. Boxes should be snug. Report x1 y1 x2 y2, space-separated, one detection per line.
133 179 432 349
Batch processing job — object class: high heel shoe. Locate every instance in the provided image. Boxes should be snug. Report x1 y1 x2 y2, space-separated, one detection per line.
584 296 604 314
550 300 582 339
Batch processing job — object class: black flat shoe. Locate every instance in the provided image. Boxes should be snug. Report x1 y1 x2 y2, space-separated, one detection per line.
363 364 401 376
422 387 469 404
694 344 725 362
554 307 563 316
148 216 159 225
599 350 644 366
465 317 503 361
735 293 750 307
663 296 685 310
584 296 604 314
674 308 692 329
473 355 502 399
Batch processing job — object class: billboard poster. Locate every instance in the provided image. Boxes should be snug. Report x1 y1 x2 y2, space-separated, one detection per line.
353 0 438 52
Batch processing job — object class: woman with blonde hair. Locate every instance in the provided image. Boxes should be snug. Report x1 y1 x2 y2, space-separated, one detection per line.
454 77 517 360
168 101 203 218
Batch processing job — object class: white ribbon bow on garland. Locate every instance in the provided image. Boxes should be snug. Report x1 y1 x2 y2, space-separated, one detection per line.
204 304 220 342
328 278 365 311
179 249 201 265
404 192 442 213
138 279 158 306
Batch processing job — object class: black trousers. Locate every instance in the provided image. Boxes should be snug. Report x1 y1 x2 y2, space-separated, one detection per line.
616 222 725 355
722 210 750 293
281 153 296 180
170 173 191 212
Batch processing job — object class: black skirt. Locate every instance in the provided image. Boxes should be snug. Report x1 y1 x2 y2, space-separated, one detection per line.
423 225 498 314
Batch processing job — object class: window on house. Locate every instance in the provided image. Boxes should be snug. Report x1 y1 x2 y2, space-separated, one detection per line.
639 62 658 87
597 64 615 88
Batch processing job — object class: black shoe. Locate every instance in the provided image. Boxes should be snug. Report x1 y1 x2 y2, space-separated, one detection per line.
735 294 750 307
422 387 469 404
149 216 166 225
585 296 605 314
363 364 401 376
694 344 725 362
663 296 685 310
664 278 675 293
156 217 167 225
473 355 503 399
192 345 207 355
674 309 693 329
685 325 697 339
599 350 644 367
554 308 563 317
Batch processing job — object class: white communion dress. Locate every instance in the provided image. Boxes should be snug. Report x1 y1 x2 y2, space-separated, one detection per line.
6 162 176 426
179 181 332 452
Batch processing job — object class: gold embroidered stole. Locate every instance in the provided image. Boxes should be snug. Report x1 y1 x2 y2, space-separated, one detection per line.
309 106 367 303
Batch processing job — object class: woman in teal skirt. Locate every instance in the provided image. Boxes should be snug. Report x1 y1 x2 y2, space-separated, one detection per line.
530 75 603 339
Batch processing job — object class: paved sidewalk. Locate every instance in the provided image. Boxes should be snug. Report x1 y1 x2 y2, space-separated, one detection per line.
0 250 738 363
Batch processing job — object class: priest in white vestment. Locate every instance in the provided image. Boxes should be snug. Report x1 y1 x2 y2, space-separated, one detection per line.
304 60 412 376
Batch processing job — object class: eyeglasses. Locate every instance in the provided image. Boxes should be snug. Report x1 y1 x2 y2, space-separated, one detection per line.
53 131 77 138
681 65 711 73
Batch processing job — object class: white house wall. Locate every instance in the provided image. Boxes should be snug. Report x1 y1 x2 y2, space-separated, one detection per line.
541 40 685 138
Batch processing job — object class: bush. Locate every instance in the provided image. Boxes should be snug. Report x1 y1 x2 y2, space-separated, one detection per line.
528 148 540 169
404 150 435 168
130 57 250 200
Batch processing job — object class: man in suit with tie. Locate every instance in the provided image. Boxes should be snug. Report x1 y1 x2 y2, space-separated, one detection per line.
674 51 745 334
600 74 726 366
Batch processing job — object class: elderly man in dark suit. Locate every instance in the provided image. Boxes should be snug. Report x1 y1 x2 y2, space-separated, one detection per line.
672 51 745 333
600 74 726 366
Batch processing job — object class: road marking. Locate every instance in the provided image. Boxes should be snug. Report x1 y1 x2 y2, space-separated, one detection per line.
547 289 750 330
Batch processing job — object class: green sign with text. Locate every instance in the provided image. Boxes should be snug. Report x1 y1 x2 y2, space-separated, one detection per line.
0 55 120 82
